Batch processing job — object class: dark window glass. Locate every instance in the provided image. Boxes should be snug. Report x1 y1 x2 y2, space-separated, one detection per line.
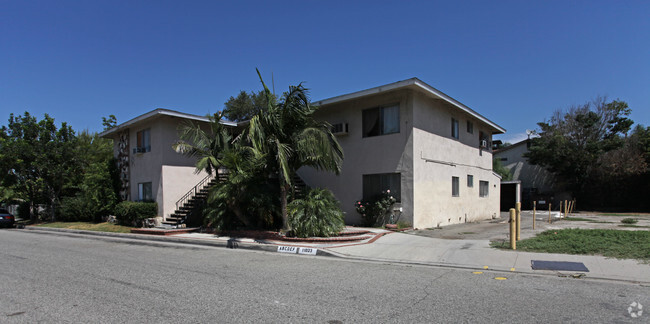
136 129 151 153
479 181 489 197
138 182 153 201
363 173 401 202
363 105 399 137
467 175 474 187
452 177 459 197
451 118 459 139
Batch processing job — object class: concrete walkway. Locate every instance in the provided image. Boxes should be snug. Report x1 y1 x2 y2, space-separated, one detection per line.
324 232 650 284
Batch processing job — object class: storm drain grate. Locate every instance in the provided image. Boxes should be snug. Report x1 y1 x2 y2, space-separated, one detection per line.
531 260 589 272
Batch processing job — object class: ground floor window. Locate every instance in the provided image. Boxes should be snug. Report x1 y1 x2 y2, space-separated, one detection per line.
138 182 152 201
363 173 401 202
479 180 489 197
452 176 459 197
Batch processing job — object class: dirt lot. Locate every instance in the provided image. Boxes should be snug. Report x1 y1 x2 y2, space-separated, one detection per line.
409 211 650 241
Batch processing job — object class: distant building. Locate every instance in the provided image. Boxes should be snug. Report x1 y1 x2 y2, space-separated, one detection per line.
493 139 570 210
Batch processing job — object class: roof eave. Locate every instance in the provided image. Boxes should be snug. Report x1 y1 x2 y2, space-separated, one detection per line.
99 108 239 138
314 78 506 135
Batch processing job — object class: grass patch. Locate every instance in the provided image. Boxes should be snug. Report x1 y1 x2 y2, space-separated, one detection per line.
460 232 476 235
564 217 593 222
34 222 132 233
491 229 650 261
619 224 650 229
589 220 613 224
599 213 644 217
621 218 638 224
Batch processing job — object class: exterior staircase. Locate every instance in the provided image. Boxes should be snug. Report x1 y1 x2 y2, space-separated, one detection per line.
163 172 309 227
163 172 227 227
292 174 309 199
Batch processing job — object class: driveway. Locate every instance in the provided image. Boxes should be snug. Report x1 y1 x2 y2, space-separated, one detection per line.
410 211 650 241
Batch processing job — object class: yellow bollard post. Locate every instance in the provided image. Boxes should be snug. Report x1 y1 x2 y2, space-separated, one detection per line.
515 202 521 241
564 200 568 219
509 208 516 250
533 201 536 230
548 203 552 224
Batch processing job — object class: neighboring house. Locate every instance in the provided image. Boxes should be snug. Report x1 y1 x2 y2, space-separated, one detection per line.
301 78 505 228
101 78 506 229
493 139 569 210
99 109 242 223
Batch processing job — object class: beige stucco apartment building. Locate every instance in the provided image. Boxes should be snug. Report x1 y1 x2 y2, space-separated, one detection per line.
301 78 505 228
101 78 505 229
99 109 238 220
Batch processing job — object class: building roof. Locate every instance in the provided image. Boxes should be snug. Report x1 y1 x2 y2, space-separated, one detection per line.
493 139 529 154
99 108 239 138
314 77 506 134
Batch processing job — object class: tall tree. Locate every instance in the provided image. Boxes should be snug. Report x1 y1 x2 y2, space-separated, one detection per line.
0 112 80 222
248 69 344 231
60 131 119 222
525 98 634 198
222 90 276 122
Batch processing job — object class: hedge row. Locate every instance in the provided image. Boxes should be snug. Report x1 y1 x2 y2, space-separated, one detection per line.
113 201 157 226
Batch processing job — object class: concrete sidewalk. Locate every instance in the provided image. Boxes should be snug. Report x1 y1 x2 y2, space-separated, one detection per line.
20 225 649 284
324 232 650 284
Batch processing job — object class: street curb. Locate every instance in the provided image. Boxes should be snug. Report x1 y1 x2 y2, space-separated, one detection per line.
321 248 650 285
18 227 650 286
19 226 338 257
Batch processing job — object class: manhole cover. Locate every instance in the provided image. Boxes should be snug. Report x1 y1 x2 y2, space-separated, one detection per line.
531 260 589 272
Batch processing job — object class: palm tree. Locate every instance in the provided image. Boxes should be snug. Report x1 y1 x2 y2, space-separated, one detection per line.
248 69 344 231
174 112 278 229
173 112 234 176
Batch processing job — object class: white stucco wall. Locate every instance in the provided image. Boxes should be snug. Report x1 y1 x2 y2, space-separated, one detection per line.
161 165 208 219
412 128 500 228
411 93 500 228
108 115 211 218
301 89 501 228
299 90 415 225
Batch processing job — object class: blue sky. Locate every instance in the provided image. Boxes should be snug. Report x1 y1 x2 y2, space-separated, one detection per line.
2 1 648 143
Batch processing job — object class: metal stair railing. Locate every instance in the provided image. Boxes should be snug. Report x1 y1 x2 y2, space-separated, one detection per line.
175 174 213 211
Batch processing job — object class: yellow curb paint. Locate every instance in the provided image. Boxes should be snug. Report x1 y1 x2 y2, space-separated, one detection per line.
483 266 489 269
494 277 507 280
510 268 515 271
472 271 483 274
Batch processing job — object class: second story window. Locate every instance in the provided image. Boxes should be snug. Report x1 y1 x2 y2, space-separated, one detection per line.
451 118 459 139
363 105 399 137
135 129 151 153
467 121 474 134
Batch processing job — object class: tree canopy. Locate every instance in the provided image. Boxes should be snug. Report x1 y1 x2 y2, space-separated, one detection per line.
0 112 118 222
222 90 277 122
525 98 649 210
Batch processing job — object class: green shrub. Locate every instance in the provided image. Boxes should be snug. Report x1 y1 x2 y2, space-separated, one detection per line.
355 190 397 227
621 218 638 224
288 188 345 238
59 196 90 222
113 201 157 226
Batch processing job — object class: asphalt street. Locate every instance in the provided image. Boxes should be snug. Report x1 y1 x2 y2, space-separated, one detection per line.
1 230 648 323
